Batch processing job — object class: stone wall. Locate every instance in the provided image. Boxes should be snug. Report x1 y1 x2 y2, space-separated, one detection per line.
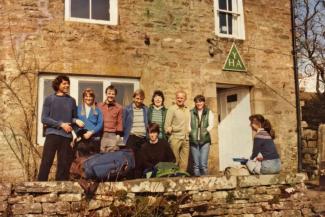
0 0 297 181
0 173 317 217
301 122 324 180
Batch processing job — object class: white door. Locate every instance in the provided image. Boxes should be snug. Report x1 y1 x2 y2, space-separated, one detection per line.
217 87 253 170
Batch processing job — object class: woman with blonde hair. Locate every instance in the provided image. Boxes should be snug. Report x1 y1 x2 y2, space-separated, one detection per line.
77 88 103 145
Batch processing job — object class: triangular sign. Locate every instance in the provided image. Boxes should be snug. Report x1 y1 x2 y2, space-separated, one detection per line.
223 43 247 72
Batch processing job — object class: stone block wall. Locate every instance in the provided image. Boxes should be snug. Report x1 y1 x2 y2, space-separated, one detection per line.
301 122 324 179
0 173 317 216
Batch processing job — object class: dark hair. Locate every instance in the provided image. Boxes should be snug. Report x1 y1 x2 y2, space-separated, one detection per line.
105 85 117 95
52 75 70 92
76 139 99 157
249 114 275 139
194 94 205 103
133 89 145 99
151 90 165 105
147 123 160 134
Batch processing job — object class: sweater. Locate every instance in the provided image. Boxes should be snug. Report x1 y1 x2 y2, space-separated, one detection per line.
123 103 149 144
251 130 280 160
41 94 77 138
138 139 176 171
77 104 103 136
164 104 190 139
148 105 167 140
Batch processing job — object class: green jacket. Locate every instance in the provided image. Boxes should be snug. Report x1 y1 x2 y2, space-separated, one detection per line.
148 105 167 140
189 107 211 145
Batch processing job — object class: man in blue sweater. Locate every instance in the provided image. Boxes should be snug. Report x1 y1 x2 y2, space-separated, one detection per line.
38 75 84 181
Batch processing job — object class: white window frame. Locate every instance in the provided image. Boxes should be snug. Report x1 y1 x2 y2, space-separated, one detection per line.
214 0 245 40
65 0 118 25
37 74 139 145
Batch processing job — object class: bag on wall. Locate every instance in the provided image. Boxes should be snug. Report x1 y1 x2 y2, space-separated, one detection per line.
83 149 135 181
146 162 190 178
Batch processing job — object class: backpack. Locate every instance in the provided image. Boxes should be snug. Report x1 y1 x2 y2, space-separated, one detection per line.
146 162 190 178
83 149 135 181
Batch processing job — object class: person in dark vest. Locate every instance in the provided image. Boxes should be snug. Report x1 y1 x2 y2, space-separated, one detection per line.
189 95 214 176
147 90 168 141
38 75 84 181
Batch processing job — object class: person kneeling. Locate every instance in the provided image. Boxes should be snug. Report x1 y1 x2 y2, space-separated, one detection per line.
137 123 176 177
246 114 281 175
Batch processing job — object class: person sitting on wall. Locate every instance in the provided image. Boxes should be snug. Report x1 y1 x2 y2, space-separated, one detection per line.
137 123 175 177
189 94 214 176
147 90 168 141
97 85 123 152
76 88 103 153
38 75 84 181
246 114 281 174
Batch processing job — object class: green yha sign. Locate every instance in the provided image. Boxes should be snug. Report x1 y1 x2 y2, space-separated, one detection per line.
223 43 247 72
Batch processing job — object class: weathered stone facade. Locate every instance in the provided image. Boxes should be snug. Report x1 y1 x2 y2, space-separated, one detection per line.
0 173 318 217
301 122 323 179
0 0 297 181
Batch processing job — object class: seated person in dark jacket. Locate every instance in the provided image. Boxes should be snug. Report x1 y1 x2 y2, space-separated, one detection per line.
137 123 176 176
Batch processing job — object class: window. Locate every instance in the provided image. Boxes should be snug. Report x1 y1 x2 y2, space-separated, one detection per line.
37 74 139 145
214 0 245 40
65 0 118 25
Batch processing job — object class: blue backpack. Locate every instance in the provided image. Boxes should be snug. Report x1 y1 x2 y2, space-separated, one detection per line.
83 149 135 181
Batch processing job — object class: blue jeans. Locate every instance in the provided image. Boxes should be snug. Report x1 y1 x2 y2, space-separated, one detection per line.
261 158 281 174
190 143 210 176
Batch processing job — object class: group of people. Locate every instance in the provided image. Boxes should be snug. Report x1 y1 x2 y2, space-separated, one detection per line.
38 75 281 181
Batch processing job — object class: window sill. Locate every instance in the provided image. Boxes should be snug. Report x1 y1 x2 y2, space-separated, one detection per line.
215 33 245 40
65 17 118 26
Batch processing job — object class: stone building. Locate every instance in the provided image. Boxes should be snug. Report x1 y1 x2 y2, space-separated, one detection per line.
0 0 297 181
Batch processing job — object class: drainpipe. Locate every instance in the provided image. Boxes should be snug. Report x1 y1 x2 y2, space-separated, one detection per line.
290 0 302 172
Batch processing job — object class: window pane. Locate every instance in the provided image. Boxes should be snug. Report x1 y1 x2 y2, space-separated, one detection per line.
218 0 227 10
228 0 232 11
78 81 103 106
43 79 54 100
92 0 110 20
228 14 233 34
219 12 228 34
71 0 90 19
111 83 134 107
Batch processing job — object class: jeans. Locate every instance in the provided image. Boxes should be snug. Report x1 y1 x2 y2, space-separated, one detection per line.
190 143 210 176
38 134 73 181
261 158 281 174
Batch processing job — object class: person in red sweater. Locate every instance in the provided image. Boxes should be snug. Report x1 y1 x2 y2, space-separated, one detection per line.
97 85 123 152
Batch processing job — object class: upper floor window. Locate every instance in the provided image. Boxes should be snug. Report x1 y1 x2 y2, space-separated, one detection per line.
65 0 118 25
214 0 245 40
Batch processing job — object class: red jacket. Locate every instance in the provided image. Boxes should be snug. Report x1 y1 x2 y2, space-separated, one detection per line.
98 102 123 134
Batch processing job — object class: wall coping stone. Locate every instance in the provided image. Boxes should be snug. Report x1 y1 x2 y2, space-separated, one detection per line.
12 173 307 194
237 173 307 188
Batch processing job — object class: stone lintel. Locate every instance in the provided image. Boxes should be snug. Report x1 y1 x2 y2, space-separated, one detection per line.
237 173 307 188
